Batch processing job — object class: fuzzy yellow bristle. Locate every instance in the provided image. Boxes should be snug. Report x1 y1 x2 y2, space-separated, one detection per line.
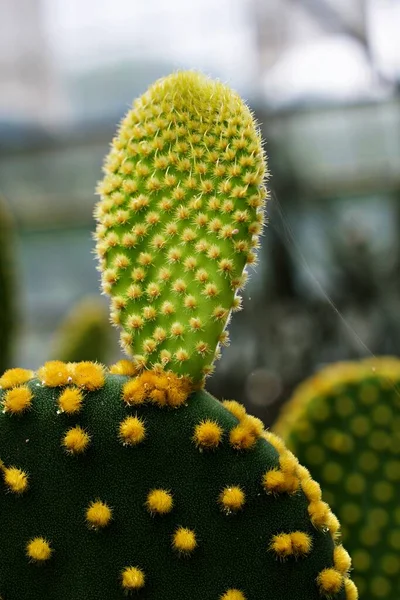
308 500 331 528
71 362 105 391
262 469 299 494
193 419 223 449
26 537 52 562
0 368 33 390
220 590 247 600
269 533 293 559
262 430 286 454
334 545 352 574
172 526 197 555
317 568 344 596
86 500 112 529
2 465 29 494
222 400 247 421
58 387 84 414
299 473 322 502
121 566 145 590
122 379 147 405
2 385 33 414
290 531 313 556
37 361 70 387
146 489 174 515
229 423 257 450
344 578 359 600
109 360 138 376
219 486 246 513
119 415 146 446
242 414 264 437
62 426 91 454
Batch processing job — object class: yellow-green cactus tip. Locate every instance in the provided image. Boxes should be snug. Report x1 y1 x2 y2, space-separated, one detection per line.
95 71 268 384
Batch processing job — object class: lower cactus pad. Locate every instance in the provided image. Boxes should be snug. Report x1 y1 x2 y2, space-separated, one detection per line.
0 361 356 600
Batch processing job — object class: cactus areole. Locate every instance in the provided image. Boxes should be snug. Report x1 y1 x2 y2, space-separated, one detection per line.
0 72 357 600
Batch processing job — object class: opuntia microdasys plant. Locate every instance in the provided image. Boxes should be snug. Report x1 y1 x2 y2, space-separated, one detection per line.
0 71 357 600
275 357 400 599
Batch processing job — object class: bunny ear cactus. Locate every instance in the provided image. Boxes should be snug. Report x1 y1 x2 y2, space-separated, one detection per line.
275 357 400 599
0 71 357 600
95 71 267 383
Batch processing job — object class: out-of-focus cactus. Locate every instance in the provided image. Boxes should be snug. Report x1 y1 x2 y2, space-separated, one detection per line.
52 296 113 364
0 72 357 600
0 196 17 374
275 357 400 599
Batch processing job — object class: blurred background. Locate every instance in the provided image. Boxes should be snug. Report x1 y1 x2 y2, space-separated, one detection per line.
1 0 399 425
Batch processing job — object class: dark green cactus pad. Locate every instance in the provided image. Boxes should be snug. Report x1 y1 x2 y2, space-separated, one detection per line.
0 362 356 600
275 357 400 600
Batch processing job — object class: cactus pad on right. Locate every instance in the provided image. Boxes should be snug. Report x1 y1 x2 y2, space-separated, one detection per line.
275 357 400 599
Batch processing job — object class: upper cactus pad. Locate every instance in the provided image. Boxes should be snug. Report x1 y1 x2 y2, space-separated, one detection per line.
95 71 267 383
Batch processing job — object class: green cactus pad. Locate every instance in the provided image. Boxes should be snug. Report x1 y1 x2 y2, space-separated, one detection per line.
0 361 357 600
275 357 400 599
95 71 267 383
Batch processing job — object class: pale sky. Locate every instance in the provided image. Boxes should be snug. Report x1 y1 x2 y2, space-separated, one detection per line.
42 0 258 93
42 0 400 103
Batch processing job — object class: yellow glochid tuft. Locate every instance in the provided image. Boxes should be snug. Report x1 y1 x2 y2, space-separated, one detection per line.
334 545 352 574
146 489 174 515
229 422 257 450
308 500 333 529
172 526 197 555
2 385 33 414
2 465 29 494
269 533 293 559
193 419 223 449
119 415 146 446
37 361 71 387
122 378 148 405
242 415 264 437
316 568 344 596
109 359 138 376
220 590 247 600
71 362 105 391
219 486 246 513
222 400 247 421
290 531 313 556
86 500 112 529
0 368 34 390
270 531 312 559
344 578 359 600
122 370 192 408
58 387 84 414
262 468 299 495
121 566 145 590
62 426 91 454
26 537 53 562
